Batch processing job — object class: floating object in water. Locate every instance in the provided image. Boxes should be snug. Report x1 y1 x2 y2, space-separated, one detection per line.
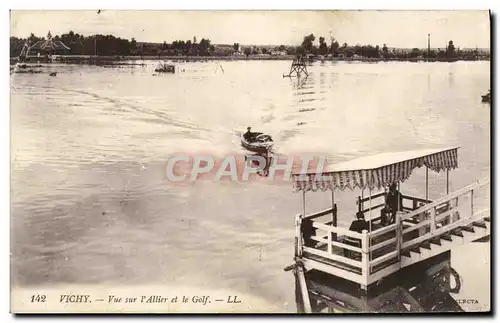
154 61 175 73
241 129 274 154
298 108 316 113
481 89 490 103
297 122 307 126
49 72 57 76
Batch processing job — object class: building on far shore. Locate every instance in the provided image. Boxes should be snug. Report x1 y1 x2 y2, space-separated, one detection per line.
29 31 71 57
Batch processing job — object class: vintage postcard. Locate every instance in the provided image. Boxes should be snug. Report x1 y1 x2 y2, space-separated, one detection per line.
10 10 491 313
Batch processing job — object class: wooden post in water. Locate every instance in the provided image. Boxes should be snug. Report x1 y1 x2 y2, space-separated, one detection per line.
297 266 312 313
294 269 305 313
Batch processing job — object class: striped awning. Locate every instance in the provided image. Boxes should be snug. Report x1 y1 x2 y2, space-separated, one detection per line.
292 147 459 192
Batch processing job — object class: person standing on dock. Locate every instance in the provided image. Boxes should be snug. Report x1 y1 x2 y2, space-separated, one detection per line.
384 183 403 225
301 217 317 248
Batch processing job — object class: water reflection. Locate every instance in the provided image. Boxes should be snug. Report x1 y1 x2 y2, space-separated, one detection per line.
319 72 326 86
295 252 465 313
290 76 309 90
448 69 455 88
427 71 431 91
11 61 490 311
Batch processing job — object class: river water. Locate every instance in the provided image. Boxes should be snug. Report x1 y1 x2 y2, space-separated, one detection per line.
10 60 490 312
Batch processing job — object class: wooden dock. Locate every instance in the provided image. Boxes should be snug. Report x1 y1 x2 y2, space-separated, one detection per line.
292 177 490 298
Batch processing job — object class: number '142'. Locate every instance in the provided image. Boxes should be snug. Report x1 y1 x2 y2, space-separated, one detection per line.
31 295 46 302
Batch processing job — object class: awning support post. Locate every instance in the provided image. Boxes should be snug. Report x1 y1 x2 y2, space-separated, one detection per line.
397 181 401 211
331 190 337 241
331 190 336 227
361 189 364 212
446 169 449 195
302 190 306 217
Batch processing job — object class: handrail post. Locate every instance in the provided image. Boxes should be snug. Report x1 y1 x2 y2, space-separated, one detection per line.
331 204 337 242
430 207 436 233
361 230 369 290
452 197 459 222
295 214 303 258
327 228 333 255
396 211 402 262
357 196 362 213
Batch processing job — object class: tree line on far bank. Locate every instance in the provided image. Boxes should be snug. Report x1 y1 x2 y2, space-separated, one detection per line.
295 33 488 60
9 32 215 57
10 31 489 61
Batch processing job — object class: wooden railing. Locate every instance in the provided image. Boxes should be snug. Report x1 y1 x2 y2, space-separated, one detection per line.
296 213 371 286
357 191 385 216
303 205 336 221
357 191 433 226
399 177 490 251
402 195 433 212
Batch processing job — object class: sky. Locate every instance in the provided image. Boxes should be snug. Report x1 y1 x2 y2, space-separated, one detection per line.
9 10 491 48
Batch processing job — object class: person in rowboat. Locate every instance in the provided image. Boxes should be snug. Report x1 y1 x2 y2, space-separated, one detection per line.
244 126 253 141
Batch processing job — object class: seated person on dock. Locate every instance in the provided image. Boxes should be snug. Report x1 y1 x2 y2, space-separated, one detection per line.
349 211 369 234
343 212 369 258
381 183 403 226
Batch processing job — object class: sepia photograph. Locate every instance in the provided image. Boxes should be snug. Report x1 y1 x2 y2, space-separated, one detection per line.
9 9 491 314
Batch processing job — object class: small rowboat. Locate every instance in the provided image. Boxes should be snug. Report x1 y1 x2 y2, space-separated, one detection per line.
154 61 175 73
240 132 274 153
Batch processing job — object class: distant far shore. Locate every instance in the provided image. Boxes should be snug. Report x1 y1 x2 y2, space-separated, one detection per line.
10 55 490 64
